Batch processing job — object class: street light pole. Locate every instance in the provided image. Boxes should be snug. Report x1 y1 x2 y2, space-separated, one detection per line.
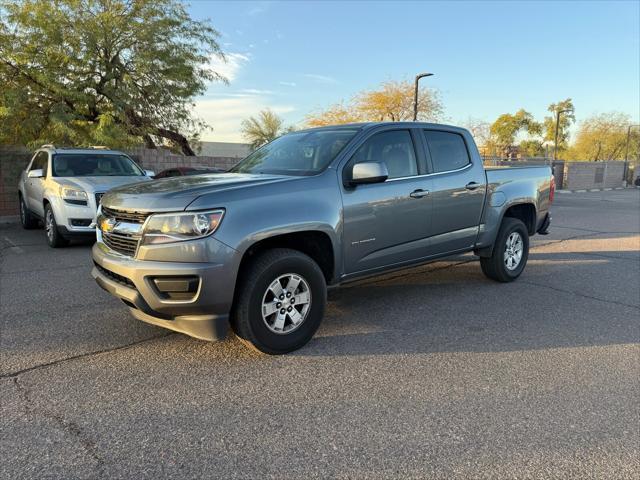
553 109 570 160
413 72 433 121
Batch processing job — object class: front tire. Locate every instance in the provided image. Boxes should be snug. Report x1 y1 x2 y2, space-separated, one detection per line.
44 204 69 248
231 248 327 354
480 217 529 282
19 195 38 229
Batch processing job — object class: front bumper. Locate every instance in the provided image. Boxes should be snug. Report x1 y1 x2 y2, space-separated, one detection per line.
91 240 239 341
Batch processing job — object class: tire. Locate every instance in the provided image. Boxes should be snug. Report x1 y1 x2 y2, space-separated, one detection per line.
44 204 69 248
231 248 327 354
19 195 38 229
480 217 529 282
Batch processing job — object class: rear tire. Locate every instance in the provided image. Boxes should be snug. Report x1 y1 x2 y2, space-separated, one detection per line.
480 217 529 282
231 248 327 354
19 195 38 229
44 204 69 248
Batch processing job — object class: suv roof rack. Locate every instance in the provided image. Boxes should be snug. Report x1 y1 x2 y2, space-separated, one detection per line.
88 146 110 150
40 144 56 149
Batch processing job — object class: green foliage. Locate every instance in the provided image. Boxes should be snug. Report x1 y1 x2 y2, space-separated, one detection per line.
0 0 225 154
566 112 639 162
241 109 292 150
489 109 541 154
518 139 545 157
543 98 575 155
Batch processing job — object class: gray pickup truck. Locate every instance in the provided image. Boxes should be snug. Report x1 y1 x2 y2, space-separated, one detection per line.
92 122 553 354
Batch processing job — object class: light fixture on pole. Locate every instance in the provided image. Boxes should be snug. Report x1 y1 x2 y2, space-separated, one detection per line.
413 72 433 122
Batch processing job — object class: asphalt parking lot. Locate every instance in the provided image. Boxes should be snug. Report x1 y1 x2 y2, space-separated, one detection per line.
1 189 639 479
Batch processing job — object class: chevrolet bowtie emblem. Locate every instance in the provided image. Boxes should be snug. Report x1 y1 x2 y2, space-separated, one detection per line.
100 217 116 233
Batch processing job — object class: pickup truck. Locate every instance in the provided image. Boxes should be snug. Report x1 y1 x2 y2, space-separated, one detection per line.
92 122 553 354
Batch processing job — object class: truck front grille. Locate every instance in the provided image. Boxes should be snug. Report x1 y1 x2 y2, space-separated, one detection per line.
94 262 135 289
99 206 151 257
101 206 150 224
102 231 140 257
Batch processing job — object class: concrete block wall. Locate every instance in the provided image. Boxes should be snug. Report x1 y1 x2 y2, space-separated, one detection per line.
0 147 32 217
563 161 626 190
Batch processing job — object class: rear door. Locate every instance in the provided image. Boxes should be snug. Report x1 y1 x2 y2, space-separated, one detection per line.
422 129 486 254
341 127 433 275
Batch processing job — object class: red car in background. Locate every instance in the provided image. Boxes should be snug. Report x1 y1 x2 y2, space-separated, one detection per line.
153 166 225 179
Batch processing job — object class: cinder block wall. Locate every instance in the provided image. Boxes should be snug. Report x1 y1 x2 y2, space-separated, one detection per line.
563 161 626 190
0 147 32 217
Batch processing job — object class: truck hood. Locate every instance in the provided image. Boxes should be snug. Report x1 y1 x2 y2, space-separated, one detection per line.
56 176 151 193
100 173 295 212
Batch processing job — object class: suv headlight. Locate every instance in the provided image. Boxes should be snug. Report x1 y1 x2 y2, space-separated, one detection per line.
141 210 225 245
60 186 88 205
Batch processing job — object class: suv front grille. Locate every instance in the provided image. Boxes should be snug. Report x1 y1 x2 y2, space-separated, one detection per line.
95 192 104 209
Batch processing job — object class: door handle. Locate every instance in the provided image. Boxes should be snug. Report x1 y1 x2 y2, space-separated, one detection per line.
409 189 429 199
465 182 482 190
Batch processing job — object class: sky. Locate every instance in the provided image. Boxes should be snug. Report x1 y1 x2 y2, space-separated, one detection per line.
187 0 640 142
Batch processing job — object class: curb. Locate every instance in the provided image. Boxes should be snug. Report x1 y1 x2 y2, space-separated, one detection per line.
556 187 632 194
0 215 20 225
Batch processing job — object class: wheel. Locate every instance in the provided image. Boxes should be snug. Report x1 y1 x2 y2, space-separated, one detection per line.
19 195 38 229
480 217 529 282
44 204 69 248
231 248 327 354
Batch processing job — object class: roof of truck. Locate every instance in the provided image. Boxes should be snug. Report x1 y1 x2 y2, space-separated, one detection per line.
295 121 467 133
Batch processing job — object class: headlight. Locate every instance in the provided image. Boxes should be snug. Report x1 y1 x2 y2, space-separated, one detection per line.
141 210 225 245
60 186 88 205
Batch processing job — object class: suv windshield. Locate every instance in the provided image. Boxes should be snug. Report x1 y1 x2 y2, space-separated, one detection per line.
230 129 359 176
52 154 144 177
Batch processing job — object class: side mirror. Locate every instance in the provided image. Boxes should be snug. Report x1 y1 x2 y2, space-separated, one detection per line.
27 169 43 178
144 170 155 177
350 162 388 185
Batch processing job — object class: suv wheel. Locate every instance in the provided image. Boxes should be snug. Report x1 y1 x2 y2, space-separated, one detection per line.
19 195 38 229
480 217 529 282
44 204 69 248
231 248 327 354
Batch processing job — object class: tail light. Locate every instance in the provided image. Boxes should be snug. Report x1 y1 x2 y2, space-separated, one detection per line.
549 176 555 203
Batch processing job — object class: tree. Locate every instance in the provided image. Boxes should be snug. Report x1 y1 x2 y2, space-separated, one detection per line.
0 0 225 155
241 109 292 150
518 139 545 158
543 98 575 156
567 112 639 162
305 79 443 126
489 109 542 156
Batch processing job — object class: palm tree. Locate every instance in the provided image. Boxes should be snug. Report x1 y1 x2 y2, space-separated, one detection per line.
241 109 290 150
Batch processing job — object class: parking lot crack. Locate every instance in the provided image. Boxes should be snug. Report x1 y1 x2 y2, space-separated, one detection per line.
13 376 106 477
0 332 173 379
519 279 640 310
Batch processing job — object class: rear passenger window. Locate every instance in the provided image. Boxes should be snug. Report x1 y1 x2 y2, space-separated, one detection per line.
423 131 470 173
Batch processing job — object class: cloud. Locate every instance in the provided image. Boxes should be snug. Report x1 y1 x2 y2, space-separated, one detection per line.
279 81 297 87
207 52 250 82
239 88 274 95
303 73 338 84
194 96 295 142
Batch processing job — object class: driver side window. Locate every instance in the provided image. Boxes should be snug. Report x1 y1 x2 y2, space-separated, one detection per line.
351 130 418 179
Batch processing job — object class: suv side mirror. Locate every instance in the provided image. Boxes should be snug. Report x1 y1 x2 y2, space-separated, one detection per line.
350 162 388 185
144 170 155 177
27 169 44 178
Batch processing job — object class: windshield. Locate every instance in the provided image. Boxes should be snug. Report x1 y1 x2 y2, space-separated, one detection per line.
52 154 144 177
230 129 359 176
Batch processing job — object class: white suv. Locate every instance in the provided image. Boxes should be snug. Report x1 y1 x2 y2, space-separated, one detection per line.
17 145 153 247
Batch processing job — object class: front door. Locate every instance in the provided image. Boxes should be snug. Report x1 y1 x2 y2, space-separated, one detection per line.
341 128 433 275
26 151 48 216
